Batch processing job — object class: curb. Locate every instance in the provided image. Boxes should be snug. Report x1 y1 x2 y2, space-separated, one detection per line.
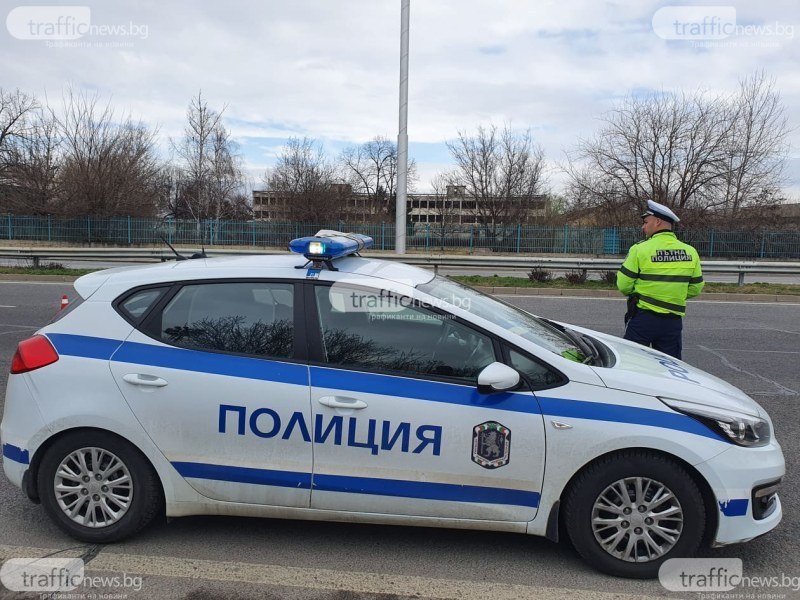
0 274 79 282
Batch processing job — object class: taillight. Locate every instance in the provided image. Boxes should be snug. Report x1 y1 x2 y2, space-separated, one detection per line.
10 335 59 374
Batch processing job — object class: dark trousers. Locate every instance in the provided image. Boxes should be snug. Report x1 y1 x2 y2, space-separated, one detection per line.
624 310 683 359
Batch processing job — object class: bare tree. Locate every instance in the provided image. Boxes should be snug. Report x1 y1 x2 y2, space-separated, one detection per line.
0 89 38 174
0 88 41 209
156 164 184 218
265 137 345 223
718 71 789 222
208 125 250 220
427 172 466 251
170 91 247 223
447 124 547 246
339 136 417 220
54 88 161 218
565 71 791 227
3 109 61 214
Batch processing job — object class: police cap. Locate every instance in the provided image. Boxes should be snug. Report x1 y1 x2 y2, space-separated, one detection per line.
641 199 680 224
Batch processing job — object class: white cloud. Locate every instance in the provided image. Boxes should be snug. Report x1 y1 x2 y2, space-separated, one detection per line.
1 0 798 196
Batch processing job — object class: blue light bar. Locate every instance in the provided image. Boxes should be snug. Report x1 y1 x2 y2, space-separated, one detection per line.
289 231 373 260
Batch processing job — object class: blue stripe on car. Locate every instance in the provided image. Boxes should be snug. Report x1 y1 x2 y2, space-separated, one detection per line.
2 443 30 465
312 473 540 506
48 334 308 387
311 366 539 414
172 461 539 507
172 462 311 489
113 340 308 386
719 499 749 517
48 333 122 360
536 397 725 441
45 333 721 441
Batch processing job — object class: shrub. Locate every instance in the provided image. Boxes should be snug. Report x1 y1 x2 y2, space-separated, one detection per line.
528 268 552 283
565 270 588 285
601 270 617 285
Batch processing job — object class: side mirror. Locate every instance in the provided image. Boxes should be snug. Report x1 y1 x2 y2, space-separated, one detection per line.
477 362 520 394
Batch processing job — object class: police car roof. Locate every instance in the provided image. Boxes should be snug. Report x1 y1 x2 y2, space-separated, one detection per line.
74 253 435 299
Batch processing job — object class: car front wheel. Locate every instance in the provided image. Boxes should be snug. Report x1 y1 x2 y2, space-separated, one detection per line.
563 450 706 578
38 430 161 543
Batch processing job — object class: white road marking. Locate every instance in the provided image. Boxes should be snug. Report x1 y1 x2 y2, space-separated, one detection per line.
766 328 800 336
0 305 15 308
698 345 798 396
0 544 655 600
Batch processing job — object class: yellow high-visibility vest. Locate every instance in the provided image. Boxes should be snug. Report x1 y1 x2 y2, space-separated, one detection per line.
616 231 704 316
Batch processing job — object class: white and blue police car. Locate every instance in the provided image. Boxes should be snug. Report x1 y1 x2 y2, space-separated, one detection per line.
1 231 784 578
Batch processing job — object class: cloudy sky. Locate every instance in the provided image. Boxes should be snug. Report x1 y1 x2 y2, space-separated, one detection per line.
2 0 798 197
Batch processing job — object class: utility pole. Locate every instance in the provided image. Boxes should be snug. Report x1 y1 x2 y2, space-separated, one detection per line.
395 0 410 254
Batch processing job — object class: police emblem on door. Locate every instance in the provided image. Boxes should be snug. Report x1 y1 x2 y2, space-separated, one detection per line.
472 421 510 469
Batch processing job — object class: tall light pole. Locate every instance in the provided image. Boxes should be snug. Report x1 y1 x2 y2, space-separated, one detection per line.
395 0 410 254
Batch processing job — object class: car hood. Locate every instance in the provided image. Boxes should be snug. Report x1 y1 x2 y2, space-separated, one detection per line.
569 326 767 419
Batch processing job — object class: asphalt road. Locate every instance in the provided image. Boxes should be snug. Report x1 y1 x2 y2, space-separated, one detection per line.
0 281 799 599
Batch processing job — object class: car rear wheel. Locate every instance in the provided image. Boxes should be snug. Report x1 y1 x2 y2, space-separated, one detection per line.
563 450 706 578
38 431 161 543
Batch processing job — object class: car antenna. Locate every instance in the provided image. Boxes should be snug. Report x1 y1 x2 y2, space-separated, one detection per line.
159 232 188 261
190 225 208 259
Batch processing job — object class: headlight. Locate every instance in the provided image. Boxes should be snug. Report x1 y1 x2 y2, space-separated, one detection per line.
658 397 771 447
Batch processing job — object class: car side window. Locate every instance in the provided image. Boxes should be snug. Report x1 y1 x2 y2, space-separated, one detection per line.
314 285 495 381
506 347 565 389
119 289 164 321
159 282 294 358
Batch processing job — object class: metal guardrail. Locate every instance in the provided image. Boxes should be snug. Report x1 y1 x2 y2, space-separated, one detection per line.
1 246 799 286
380 255 800 285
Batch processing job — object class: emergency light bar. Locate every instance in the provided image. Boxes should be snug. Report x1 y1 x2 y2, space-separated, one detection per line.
289 230 373 261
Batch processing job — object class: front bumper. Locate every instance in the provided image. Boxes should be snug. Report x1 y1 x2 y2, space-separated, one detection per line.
695 440 785 546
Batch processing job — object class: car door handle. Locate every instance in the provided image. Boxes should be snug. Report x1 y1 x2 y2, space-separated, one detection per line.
317 396 368 409
122 373 168 387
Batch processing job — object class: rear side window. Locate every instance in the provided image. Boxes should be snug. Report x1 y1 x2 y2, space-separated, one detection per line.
158 282 294 358
119 289 164 321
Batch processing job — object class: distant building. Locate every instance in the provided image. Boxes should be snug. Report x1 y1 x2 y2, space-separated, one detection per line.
252 184 549 226
771 203 800 227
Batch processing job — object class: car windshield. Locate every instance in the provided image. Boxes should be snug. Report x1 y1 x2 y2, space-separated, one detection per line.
417 276 582 359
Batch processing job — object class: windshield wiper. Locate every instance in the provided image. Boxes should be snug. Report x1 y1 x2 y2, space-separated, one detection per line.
542 319 598 365
578 333 603 366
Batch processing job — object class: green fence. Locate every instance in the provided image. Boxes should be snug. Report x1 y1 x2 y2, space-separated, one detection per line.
2 214 799 259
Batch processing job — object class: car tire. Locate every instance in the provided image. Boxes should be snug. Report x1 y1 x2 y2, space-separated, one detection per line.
563 450 705 579
38 430 162 543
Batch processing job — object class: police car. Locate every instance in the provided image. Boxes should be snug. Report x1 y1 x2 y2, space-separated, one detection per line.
1 231 783 578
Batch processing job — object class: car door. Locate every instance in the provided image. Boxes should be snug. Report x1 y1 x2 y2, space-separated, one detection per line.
306 281 546 522
109 280 313 508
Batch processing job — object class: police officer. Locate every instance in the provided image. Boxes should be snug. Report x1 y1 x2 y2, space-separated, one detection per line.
617 199 704 360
